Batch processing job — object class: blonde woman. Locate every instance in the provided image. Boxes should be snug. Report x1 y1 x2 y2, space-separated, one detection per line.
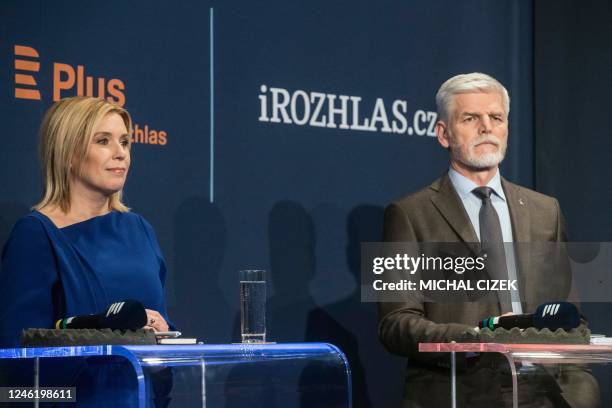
0 97 172 347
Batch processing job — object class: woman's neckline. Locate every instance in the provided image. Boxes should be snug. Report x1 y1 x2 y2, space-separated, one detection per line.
34 209 115 230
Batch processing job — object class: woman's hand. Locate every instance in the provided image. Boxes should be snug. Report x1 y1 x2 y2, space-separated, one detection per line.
144 309 169 332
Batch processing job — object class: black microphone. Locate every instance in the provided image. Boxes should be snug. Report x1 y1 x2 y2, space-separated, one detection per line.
478 302 581 331
55 300 147 330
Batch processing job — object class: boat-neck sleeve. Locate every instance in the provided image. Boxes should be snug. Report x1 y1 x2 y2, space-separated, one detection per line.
0 215 60 347
135 214 176 331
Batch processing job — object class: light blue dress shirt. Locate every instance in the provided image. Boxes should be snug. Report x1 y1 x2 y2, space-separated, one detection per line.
448 167 522 314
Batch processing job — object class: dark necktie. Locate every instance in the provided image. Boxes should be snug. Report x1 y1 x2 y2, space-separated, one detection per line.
472 186 512 313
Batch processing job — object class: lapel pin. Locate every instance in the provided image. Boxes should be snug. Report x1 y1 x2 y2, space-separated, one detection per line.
519 198 525 206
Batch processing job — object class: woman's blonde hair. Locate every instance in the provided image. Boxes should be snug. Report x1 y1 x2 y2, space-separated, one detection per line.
33 96 133 213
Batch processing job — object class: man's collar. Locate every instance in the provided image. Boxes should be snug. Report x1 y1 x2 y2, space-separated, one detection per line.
448 166 506 201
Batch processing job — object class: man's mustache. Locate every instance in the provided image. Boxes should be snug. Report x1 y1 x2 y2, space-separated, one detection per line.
470 135 500 148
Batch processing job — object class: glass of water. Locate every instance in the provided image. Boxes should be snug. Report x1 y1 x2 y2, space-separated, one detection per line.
239 269 266 343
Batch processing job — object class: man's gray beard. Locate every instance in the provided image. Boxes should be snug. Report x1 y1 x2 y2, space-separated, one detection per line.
450 135 507 170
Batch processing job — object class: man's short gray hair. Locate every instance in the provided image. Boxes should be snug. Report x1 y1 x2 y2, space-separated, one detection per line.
435 73 510 123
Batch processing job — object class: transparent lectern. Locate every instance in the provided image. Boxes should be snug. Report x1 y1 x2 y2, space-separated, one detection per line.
420 342 610 408
0 343 352 407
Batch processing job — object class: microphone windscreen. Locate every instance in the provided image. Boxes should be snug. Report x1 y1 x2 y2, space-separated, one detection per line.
102 300 147 330
533 302 580 331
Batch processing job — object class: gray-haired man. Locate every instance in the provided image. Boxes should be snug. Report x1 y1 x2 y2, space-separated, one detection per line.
379 73 600 407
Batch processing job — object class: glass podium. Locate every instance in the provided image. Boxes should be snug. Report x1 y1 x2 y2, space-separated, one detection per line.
420 342 611 408
0 343 352 407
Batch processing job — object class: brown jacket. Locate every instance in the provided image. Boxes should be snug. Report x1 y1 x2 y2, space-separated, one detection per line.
379 173 599 407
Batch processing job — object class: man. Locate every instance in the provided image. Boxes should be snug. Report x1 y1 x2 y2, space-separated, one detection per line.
378 73 599 407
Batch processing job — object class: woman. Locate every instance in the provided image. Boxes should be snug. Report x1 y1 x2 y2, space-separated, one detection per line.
0 96 172 348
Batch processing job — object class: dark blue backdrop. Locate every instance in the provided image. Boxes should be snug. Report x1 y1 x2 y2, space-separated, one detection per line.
534 0 612 403
3 1 590 406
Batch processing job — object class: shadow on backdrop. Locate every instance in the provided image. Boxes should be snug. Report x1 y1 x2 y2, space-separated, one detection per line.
302 204 385 407
266 200 317 341
172 197 229 342
0 202 30 250
226 200 317 406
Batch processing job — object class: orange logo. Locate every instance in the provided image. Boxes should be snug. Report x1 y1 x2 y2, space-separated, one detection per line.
13 43 168 146
13 43 126 106
14 45 41 100
53 63 125 106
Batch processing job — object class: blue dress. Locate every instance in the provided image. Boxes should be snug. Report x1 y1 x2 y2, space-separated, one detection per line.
0 210 173 348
